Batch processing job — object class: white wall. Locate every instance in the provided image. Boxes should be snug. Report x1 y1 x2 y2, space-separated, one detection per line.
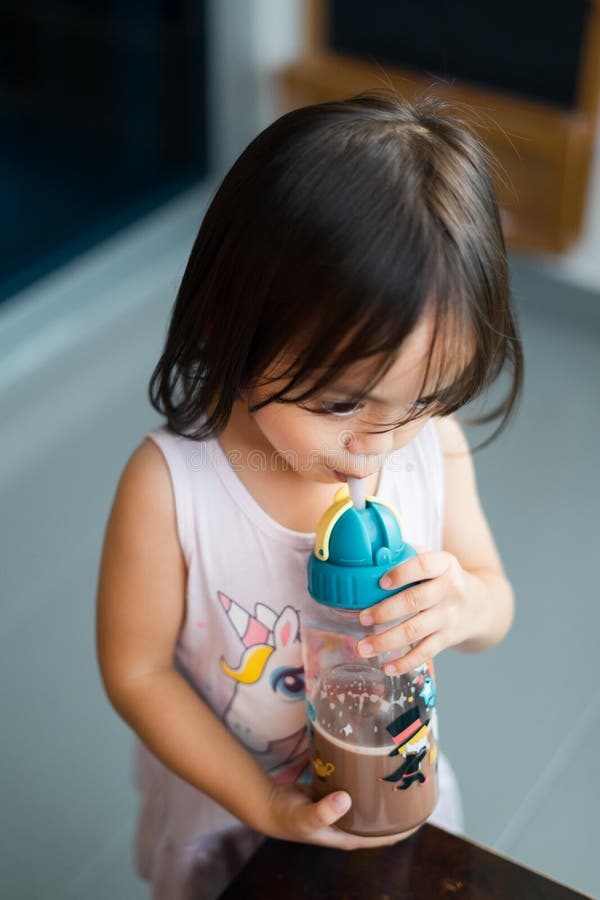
207 0 303 174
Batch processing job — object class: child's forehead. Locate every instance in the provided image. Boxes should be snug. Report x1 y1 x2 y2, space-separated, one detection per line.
261 308 475 397
344 316 435 384
319 312 467 393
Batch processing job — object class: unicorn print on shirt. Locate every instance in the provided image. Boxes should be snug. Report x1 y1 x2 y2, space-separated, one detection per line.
218 591 310 782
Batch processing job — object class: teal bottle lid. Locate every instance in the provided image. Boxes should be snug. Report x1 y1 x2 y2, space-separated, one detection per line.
307 484 416 610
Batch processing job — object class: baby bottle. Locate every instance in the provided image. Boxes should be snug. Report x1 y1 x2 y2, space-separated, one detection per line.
301 479 439 836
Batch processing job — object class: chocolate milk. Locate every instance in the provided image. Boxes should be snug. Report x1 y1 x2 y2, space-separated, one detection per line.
311 721 438 836
308 663 438 836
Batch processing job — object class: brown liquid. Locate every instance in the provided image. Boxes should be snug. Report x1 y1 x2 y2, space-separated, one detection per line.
311 722 438 836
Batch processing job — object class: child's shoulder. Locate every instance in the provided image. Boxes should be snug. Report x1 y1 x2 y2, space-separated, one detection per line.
433 414 470 457
106 438 180 559
433 415 476 501
97 437 186 700
117 436 173 505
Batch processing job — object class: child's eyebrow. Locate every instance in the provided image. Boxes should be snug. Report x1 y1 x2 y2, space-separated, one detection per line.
326 386 409 405
328 383 451 404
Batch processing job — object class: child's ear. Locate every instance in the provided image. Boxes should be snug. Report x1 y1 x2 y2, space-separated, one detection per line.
273 606 301 648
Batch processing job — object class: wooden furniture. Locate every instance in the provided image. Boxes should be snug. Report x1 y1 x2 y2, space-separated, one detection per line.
277 1 600 254
220 824 591 899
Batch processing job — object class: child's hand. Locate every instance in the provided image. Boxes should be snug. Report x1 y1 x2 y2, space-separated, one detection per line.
265 783 419 849
356 549 470 675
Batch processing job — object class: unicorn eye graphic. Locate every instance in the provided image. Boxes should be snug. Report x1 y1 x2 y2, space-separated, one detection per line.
270 665 305 700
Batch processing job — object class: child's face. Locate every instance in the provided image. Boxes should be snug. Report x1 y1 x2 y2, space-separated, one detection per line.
248 313 450 485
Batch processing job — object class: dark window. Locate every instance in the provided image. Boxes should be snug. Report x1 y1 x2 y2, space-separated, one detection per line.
0 1 208 304
328 0 589 108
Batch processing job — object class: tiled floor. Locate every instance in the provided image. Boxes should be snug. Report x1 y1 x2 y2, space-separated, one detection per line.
435 258 600 898
0 196 598 898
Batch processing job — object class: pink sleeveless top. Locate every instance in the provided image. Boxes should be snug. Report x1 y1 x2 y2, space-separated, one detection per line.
133 419 445 880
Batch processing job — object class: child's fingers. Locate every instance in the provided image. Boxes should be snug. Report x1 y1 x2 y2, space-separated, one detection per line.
290 789 422 849
357 606 444 659
359 577 445 631
304 791 352 831
378 549 452 593
383 632 445 676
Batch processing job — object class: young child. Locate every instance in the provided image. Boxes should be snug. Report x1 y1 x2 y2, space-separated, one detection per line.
96 90 523 899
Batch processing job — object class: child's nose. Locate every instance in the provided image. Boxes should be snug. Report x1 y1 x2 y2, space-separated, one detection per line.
343 429 394 468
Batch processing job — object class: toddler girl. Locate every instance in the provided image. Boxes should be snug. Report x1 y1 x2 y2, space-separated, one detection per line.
97 90 523 899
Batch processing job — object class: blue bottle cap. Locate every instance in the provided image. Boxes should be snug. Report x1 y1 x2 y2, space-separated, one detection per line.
307 485 416 610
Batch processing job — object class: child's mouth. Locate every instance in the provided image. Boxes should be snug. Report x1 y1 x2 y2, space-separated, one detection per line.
332 469 371 482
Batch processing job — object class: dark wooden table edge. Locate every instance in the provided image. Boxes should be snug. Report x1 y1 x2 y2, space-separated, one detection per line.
218 823 594 899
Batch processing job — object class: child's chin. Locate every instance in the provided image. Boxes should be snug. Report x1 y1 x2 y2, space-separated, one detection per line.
303 468 339 484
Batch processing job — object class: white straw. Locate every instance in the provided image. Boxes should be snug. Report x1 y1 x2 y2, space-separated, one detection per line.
348 476 367 510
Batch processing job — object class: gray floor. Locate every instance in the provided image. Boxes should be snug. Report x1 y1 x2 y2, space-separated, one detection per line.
1 195 598 898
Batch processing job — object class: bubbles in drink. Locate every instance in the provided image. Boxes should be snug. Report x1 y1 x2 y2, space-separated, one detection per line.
308 661 439 835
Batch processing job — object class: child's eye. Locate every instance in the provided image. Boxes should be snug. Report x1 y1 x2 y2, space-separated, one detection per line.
319 399 364 417
412 399 428 410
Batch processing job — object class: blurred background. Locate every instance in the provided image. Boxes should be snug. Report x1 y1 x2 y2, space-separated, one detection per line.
1 2 598 897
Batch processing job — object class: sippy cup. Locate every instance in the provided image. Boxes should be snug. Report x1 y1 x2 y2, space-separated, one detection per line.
301 478 439 836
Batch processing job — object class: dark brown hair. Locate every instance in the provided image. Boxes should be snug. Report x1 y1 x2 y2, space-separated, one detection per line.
149 89 523 447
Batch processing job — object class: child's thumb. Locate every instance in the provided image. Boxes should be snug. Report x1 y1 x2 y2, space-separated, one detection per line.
312 791 352 828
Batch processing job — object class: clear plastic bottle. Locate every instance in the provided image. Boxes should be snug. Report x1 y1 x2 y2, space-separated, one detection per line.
301 482 439 836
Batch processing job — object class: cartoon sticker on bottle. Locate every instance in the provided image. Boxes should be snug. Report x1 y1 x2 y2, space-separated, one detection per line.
378 705 432 791
312 755 336 781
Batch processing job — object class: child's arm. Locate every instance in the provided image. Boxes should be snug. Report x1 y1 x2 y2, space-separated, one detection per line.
434 413 515 652
355 414 515 673
96 440 415 849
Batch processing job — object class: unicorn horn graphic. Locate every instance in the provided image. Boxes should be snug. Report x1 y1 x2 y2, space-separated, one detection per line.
218 591 273 650
217 592 306 760
218 591 274 684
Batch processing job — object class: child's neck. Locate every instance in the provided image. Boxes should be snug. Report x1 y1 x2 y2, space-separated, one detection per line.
217 403 380 533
